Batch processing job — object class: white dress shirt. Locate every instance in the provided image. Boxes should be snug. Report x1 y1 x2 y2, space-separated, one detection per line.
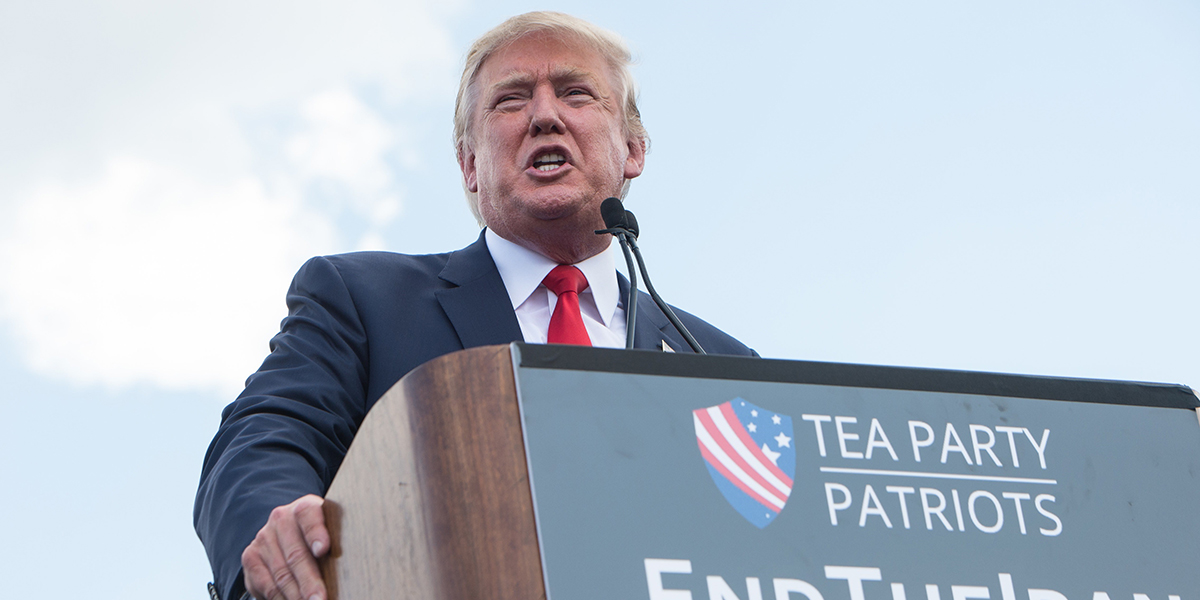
485 228 627 348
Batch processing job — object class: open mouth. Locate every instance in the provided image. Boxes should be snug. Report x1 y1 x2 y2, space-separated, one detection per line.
532 153 567 172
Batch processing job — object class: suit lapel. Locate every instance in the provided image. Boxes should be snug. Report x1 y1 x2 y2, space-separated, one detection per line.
619 273 691 353
435 231 524 349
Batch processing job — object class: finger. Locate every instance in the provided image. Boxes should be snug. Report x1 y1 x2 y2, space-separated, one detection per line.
249 507 306 600
272 504 327 600
243 529 284 600
293 496 330 557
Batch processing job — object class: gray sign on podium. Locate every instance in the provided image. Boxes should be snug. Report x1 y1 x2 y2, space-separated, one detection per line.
511 345 1199 600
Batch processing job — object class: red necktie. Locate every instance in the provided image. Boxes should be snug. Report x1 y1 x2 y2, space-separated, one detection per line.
542 265 592 346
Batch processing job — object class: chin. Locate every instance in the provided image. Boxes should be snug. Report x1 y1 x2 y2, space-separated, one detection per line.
521 192 595 220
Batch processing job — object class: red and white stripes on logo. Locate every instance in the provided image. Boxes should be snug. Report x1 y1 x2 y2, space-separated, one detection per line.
693 403 794 513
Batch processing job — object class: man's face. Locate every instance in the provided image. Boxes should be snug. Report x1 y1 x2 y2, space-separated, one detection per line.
460 33 645 261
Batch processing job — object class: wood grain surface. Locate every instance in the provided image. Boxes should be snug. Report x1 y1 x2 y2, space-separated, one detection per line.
319 344 545 600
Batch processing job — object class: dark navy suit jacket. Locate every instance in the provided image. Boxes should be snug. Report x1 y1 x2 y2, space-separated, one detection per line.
194 232 755 600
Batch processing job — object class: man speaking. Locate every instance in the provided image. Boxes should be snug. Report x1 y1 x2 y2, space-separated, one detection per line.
195 11 755 600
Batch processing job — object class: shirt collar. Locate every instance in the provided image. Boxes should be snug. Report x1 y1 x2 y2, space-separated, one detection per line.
485 228 621 326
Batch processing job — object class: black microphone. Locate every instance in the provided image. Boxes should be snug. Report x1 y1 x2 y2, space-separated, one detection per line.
595 197 706 354
600 197 629 232
623 210 639 239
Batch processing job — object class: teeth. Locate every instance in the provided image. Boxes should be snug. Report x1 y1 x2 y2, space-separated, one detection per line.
533 153 566 171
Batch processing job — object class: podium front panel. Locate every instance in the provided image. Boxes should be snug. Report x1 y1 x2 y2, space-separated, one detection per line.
510 343 1199 600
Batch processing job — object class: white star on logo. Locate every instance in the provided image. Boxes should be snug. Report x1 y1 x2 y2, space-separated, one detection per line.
748 422 757 432
751 410 758 417
761 443 781 466
772 414 782 425
774 432 792 448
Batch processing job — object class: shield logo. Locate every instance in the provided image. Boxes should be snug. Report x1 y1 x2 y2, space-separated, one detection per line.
693 398 795 528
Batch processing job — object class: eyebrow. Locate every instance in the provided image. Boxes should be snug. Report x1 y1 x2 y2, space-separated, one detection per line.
486 65 604 97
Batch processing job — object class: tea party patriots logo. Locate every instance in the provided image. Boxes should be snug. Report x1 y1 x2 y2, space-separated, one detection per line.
693 399 795 528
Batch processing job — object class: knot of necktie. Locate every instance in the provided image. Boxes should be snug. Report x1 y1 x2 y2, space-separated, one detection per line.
542 265 589 297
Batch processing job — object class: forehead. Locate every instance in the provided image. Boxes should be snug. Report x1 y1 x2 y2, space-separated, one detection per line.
477 32 615 92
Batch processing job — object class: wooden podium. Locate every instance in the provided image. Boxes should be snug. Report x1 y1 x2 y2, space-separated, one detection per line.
316 343 1200 599
318 344 541 600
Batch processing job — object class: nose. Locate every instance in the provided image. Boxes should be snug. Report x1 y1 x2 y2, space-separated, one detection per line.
527 84 565 136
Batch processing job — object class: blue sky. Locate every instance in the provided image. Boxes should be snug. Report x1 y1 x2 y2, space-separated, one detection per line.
0 1 1197 598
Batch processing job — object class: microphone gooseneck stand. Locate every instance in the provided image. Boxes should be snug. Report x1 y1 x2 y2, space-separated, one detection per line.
595 197 706 354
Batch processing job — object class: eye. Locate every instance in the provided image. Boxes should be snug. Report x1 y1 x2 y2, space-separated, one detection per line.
492 94 526 110
561 87 596 105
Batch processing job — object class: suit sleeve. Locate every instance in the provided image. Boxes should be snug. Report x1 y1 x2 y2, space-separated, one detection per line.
193 256 370 600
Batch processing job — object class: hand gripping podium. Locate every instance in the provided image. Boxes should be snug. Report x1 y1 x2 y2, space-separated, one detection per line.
319 343 1200 599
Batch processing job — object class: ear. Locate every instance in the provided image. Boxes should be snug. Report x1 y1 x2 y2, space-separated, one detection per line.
623 136 646 180
458 145 479 193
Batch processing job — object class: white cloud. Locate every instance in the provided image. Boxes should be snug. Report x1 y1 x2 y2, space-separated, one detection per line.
286 87 405 232
0 0 463 393
0 0 463 182
289 89 396 189
0 157 334 394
